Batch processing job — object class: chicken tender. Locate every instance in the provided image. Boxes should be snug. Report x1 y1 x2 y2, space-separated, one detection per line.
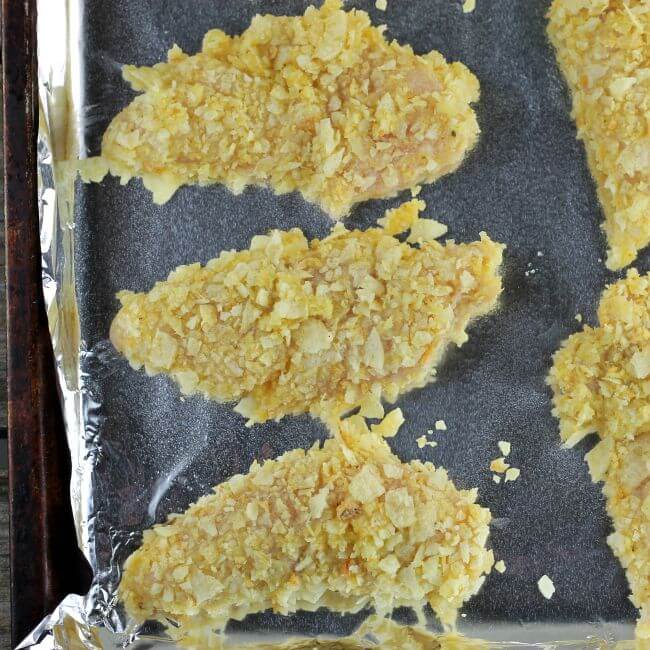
82 0 480 216
548 270 649 446
110 201 504 425
119 412 494 637
547 0 650 270
548 270 650 640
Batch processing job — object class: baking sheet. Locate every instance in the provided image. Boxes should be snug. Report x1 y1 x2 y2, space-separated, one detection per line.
28 0 649 647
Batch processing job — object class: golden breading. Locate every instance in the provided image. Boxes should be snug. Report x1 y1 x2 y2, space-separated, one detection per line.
547 0 650 270
548 270 649 446
110 201 504 425
600 434 650 641
548 271 650 640
119 413 494 636
81 0 480 216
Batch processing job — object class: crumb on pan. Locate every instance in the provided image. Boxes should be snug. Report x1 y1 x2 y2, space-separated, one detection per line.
537 575 555 600
497 440 510 456
548 270 649 639
489 457 509 474
494 560 506 574
547 0 650 270
462 0 476 13
82 0 480 217
119 412 494 635
435 419 447 431
504 467 520 483
492 475 501 484
110 201 504 426
376 0 387 10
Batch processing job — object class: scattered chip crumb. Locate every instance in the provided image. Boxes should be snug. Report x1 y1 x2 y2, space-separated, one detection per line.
376 0 387 9
575 313 582 323
411 185 422 197
490 457 510 474
538 575 555 600
427 429 434 435
462 0 476 13
406 219 448 244
435 420 447 431
492 475 501 484
537 251 544 257
416 435 428 449
504 467 520 483
495 560 506 574
497 440 511 456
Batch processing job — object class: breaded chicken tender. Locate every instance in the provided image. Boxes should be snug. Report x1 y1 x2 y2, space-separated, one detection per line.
548 270 650 640
548 270 649 446
547 0 650 270
82 0 480 216
110 201 504 425
119 412 494 637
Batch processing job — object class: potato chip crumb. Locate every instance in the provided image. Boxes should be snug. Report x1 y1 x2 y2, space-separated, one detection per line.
548 1 650 269
94 0 481 218
435 420 447 431
407 219 449 245
537 575 555 600
492 475 501 484
495 560 506 574
376 0 388 10
427 429 434 435
411 185 422 197
371 408 405 438
504 467 520 483
462 0 476 13
111 207 504 425
497 440 511 456
416 435 428 449
119 413 495 634
489 457 509 474
378 199 426 235
575 313 582 323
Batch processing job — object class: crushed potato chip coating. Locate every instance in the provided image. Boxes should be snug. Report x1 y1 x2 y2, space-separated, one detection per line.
548 271 650 638
85 0 480 215
547 0 650 270
601 434 650 640
119 414 494 635
111 204 504 425
548 270 649 445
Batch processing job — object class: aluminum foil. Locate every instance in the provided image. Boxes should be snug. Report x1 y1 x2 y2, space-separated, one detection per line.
24 0 648 647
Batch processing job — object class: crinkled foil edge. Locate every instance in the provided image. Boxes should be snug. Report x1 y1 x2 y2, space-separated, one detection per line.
20 0 103 647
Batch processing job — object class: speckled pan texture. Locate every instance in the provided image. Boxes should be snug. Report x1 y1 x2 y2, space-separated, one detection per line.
37 0 650 647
